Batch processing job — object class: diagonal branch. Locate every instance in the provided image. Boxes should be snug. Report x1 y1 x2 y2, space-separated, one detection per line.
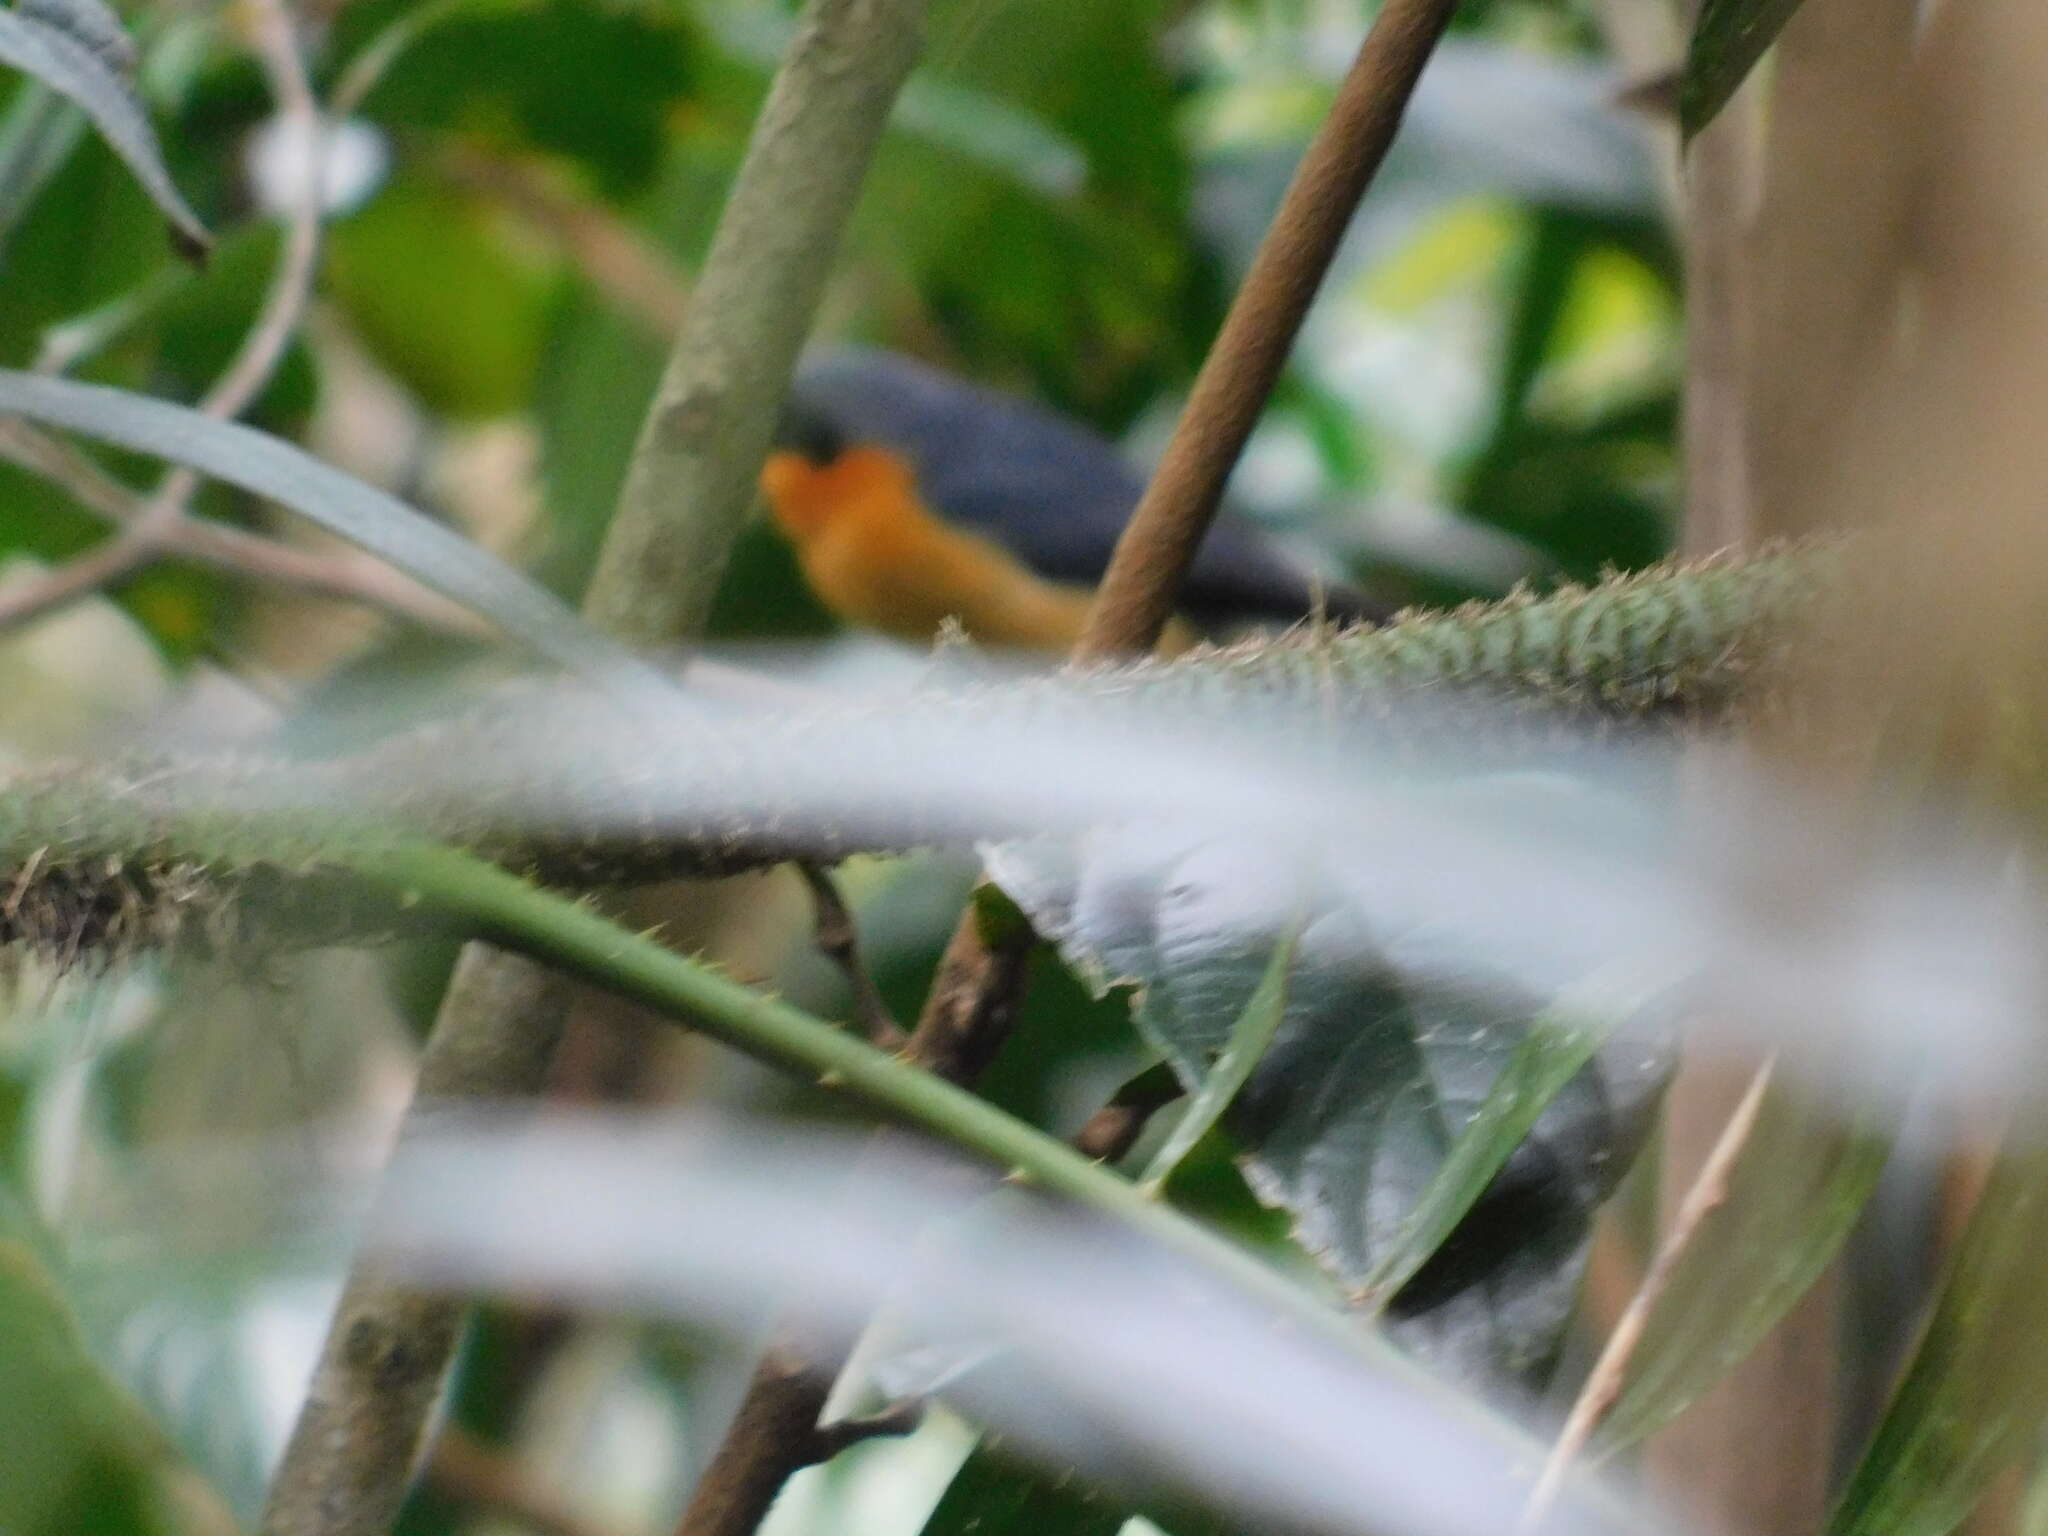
260 2 938 1533
1075 0 1459 661
675 5 1460 1530
1524 1060 1775 1525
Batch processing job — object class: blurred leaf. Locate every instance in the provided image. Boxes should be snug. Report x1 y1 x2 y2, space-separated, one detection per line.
347 0 695 196
529 285 660 599
854 0 1214 427
1138 924 1296 1194
0 1181 235 1536
0 554 171 751
0 369 643 679
0 6 207 257
1591 1082 1890 1455
0 83 85 254
0 118 169 360
919 1438 1129 1536
325 172 554 419
153 220 316 426
989 780 1674 1385
1681 0 1810 141
1827 1141 2045 1536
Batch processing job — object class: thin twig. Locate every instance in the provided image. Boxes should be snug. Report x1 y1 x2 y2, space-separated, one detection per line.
672 9 1458 1530
0 420 487 632
810 1400 925 1460
0 0 327 634
427 1427 624 1536
1522 1059 1775 1527
797 863 905 1050
262 0 936 1530
1071 1064 1184 1164
1073 0 1458 661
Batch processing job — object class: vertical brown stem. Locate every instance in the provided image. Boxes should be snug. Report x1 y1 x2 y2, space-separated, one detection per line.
670 7 1461 1531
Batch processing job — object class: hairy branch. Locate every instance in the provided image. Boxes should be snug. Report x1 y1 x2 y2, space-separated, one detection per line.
0 547 1830 959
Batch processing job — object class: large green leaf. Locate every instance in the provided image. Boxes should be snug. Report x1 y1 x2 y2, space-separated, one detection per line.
1827 1142 2048 1536
0 4 206 256
324 172 555 419
1590 1080 1890 1455
345 0 696 197
989 778 1674 1385
1681 0 1813 141
0 1183 235 1536
0 369 645 680
853 0 1213 428
1355 973 1647 1309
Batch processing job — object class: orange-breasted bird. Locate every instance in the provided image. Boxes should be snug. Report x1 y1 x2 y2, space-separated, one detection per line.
760 350 1391 652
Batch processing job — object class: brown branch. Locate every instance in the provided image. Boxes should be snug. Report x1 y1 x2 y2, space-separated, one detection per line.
797 863 905 1050
1524 1060 1775 1526
1071 1064 1184 1164
263 1 936 1532
670 907 1036 1536
669 10 1457 1531
1074 0 1458 661
427 1426 624 1536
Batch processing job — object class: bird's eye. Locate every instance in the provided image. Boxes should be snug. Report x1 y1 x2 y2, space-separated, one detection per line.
771 399 847 465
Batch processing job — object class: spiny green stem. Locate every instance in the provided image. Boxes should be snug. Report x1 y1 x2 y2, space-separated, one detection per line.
0 546 1838 956
349 837 1588 1498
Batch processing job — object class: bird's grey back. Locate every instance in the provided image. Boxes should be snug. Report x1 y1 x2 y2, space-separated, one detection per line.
790 349 1378 627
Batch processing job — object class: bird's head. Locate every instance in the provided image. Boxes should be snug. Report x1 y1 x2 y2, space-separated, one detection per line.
761 396 920 542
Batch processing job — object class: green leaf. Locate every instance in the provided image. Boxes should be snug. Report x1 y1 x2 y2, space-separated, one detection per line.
1681 0 1812 141
1355 968 1654 1309
0 369 646 681
0 6 207 257
1828 1142 2048 1536
0 82 86 253
323 172 554 419
919 1438 1130 1536
0 1183 235 1536
348 0 695 196
1138 924 1296 1194
1590 1079 1890 1454
990 777 1674 1385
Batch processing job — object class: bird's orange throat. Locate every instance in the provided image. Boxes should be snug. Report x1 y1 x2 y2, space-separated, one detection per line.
759 445 921 542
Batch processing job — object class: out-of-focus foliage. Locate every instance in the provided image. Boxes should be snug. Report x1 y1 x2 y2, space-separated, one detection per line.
1682 0 1813 140
0 0 1703 1532
1591 1083 1892 1458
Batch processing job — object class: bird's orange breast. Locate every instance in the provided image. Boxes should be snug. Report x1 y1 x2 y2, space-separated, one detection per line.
760 446 1104 651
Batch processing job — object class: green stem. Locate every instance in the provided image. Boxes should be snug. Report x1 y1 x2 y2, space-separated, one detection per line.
355 838 1602 1496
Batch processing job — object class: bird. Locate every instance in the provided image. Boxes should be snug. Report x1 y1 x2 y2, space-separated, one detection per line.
758 349 1391 653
